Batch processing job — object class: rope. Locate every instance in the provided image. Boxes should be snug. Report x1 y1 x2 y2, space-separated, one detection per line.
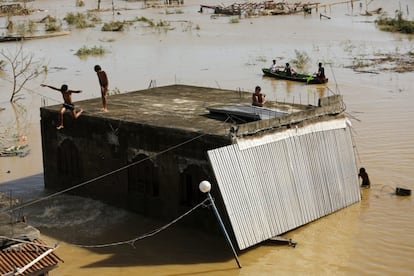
328 63 340 95
2 132 209 214
69 198 210 249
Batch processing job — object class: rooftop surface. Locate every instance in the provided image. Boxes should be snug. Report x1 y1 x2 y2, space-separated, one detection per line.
42 85 309 136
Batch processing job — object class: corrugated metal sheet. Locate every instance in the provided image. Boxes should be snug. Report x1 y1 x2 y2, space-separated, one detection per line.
207 118 360 250
0 239 62 275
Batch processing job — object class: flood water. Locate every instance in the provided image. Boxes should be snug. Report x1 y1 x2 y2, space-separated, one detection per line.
0 0 413 275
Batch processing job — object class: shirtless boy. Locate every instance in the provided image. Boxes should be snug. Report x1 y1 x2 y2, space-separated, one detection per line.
94 65 109 112
252 85 266 107
41 84 83 129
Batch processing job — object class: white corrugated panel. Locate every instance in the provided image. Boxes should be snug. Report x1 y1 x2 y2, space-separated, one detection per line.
207 118 360 250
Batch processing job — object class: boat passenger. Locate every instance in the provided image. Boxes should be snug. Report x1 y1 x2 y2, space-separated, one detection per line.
252 85 266 107
270 59 278 72
284 63 296 76
316 62 326 80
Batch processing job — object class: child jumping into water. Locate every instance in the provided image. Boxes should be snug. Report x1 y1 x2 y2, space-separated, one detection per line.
41 84 83 129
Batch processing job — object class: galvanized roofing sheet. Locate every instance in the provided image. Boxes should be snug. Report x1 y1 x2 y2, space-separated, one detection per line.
208 118 360 250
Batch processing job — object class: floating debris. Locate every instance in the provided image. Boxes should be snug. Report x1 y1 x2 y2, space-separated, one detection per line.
199 1 322 16
0 192 19 208
0 3 30 16
0 144 30 157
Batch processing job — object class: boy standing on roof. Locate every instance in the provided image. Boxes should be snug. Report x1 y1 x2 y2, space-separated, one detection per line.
94 65 109 112
41 84 83 130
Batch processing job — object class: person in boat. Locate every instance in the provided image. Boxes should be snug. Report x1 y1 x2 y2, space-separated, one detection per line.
270 59 278 72
284 63 296 76
316 62 326 80
358 167 371 188
252 85 266 107
41 84 83 130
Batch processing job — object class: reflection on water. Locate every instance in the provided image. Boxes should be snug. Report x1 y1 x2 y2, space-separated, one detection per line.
0 0 413 275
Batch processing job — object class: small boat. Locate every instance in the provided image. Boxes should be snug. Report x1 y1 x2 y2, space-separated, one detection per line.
262 68 328 84
0 31 70 43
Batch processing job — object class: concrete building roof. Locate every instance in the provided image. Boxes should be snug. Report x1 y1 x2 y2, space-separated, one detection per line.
42 85 310 137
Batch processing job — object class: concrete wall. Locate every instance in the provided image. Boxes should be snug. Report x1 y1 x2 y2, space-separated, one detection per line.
40 108 230 222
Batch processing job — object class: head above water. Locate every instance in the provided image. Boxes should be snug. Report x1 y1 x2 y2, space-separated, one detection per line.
60 84 68 92
94 65 102 72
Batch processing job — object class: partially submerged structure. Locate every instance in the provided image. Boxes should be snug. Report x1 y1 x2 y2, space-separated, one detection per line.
40 85 360 250
0 211 62 275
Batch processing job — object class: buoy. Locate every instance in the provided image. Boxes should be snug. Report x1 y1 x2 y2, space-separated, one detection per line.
395 187 411 196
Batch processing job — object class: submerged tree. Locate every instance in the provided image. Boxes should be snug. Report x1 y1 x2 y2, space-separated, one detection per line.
0 45 44 102
291 50 311 72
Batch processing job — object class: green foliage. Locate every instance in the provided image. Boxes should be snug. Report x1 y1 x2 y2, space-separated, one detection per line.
136 16 155 27
291 50 310 71
375 11 414 34
45 21 62 32
75 45 106 57
76 0 85 7
87 12 101 23
102 21 125 31
156 20 170 27
64 12 95 28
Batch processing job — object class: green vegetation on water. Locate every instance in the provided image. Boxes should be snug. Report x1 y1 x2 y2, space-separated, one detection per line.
64 12 96 29
375 11 414 34
75 46 106 57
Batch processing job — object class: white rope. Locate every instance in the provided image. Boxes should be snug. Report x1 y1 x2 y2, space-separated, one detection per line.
70 198 210 248
2 132 209 214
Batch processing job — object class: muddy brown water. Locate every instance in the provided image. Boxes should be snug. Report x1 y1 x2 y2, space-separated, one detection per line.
0 0 413 275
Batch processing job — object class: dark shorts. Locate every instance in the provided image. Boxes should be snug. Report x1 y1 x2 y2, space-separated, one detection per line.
63 103 75 111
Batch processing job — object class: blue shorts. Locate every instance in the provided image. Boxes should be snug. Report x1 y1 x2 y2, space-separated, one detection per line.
63 103 75 111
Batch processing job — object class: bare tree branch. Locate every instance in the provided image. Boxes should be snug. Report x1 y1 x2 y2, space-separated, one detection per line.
0 44 44 102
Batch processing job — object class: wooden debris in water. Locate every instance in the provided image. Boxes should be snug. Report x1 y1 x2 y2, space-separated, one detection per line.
199 1 322 16
0 3 30 16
